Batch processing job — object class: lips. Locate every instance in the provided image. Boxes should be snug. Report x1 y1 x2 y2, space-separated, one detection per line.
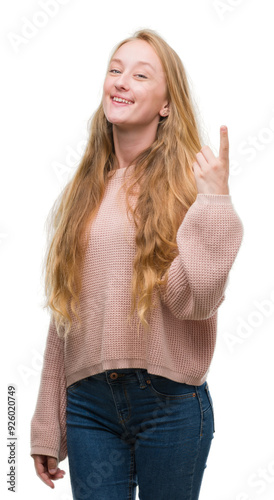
111 95 134 104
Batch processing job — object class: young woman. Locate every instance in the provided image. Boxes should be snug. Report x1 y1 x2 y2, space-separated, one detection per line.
30 28 243 499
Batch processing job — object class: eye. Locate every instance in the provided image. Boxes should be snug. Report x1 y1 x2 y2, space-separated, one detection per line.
109 69 147 79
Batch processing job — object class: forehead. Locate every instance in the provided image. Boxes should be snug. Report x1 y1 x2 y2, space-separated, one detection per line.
111 39 164 72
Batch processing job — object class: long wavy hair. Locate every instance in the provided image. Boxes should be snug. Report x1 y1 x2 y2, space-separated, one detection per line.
42 28 205 338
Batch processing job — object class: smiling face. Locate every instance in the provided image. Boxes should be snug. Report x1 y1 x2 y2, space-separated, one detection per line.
102 39 169 130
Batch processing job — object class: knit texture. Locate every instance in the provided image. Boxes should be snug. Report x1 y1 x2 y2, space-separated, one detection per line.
30 164 244 463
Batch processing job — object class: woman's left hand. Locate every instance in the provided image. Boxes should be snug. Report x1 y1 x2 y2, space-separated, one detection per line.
192 126 230 195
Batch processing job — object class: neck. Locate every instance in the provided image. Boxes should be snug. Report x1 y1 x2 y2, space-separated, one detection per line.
112 123 158 169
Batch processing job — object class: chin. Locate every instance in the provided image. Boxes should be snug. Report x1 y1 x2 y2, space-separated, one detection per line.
105 114 128 126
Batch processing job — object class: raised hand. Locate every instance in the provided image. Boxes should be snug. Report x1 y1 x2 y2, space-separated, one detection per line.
192 126 230 195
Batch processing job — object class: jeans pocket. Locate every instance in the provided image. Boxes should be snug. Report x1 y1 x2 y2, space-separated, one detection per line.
67 377 88 393
205 382 215 433
146 373 197 400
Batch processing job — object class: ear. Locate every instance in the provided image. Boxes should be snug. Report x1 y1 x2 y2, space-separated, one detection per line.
159 103 170 117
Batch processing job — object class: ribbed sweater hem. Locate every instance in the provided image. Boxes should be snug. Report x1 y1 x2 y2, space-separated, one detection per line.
66 359 208 388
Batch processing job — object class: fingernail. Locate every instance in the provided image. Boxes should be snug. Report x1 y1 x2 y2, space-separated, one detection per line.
221 126 227 132
49 469 57 474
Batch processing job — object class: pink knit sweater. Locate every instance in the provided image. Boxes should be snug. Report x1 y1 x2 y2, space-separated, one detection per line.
30 164 244 463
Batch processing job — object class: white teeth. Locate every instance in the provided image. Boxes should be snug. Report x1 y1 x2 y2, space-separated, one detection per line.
112 97 133 104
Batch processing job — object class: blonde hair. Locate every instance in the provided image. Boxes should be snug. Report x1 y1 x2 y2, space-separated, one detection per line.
42 28 204 338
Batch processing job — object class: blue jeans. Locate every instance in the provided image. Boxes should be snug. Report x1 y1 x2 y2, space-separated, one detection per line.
66 368 215 500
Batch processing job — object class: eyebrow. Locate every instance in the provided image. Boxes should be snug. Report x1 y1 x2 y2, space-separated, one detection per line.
110 58 155 72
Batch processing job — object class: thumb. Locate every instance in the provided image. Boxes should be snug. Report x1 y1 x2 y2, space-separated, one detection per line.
47 456 58 474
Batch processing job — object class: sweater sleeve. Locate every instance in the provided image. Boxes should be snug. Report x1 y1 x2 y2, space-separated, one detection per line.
30 315 67 463
159 193 244 320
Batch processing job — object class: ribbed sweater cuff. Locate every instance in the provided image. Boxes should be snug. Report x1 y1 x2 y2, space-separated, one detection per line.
30 446 59 460
196 193 232 204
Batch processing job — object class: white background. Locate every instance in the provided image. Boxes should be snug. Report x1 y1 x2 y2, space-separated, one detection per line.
1 0 274 499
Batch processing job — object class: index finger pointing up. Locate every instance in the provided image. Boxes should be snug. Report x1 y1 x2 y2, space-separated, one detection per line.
219 125 229 162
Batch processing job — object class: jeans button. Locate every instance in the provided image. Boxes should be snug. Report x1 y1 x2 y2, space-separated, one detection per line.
110 372 118 380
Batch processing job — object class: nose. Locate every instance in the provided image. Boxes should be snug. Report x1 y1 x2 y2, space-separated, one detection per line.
114 72 130 91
